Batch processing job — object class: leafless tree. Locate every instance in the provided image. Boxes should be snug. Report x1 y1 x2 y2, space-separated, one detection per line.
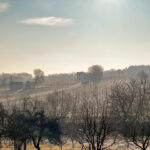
72 85 115 150
137 71 148 84
46 90 72 118
88 65 104 82
110 80 145 136
4 105 29 150
33 69 44 83
127 120 150 150
3 99 61 150
0 103 7 148
110 79 150 149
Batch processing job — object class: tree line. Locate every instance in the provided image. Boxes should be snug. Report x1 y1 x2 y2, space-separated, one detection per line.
0 77 150 150
0 65 150 86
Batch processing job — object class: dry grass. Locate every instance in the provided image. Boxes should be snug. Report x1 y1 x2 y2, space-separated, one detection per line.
0 144 115 150
1 144 82 150
35 80 79 89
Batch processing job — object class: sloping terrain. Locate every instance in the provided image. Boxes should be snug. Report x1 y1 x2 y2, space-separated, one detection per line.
0 80 81 104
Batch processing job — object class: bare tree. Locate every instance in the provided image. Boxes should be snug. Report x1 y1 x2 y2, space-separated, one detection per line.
127 121 150 150
88 65 104 82
21 100 61 150
3 99 61 150
110 80 145 136
46 90 72 118
30 111 60 150
110 79 150 149
126 80 150 150
0 103 7 148
5 106 29 150
137 71 148 84
33 69 44 83
72 90 115 150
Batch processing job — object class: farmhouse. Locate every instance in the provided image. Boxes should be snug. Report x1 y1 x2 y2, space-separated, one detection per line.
77 72 88 80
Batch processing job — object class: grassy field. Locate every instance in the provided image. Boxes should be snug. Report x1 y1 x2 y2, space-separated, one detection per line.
0 80 81 104
0 144 116 150
1 144 83 150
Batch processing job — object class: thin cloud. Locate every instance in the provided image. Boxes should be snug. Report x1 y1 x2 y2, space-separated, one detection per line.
0 2 9 12
20 17 74 27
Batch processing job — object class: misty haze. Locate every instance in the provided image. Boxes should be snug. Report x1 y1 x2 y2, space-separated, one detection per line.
0 0 150 150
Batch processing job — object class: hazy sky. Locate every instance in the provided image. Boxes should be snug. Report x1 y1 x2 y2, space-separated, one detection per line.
0 0 150 74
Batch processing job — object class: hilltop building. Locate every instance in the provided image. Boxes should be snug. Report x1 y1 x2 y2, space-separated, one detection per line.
77 72 88 80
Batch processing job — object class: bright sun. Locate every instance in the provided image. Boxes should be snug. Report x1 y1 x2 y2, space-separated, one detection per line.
101 0 119 4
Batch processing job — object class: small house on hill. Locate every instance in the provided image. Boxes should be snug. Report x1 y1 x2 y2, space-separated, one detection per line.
77 72 88 80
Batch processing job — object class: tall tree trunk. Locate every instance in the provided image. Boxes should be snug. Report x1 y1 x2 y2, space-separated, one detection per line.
89 144 91 150
14 141 23 150
37 146 41 150
72 141 74 150
81 144 83 150
24 141 26 150
49 145 52 150
34 144 41 150
60 145 62 150
92 144 96 150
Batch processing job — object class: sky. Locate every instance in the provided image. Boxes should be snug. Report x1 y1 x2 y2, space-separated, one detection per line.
0 0 150 75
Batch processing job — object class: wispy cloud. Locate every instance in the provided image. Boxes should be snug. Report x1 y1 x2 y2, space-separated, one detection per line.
0 2 9 12
20 17 74 27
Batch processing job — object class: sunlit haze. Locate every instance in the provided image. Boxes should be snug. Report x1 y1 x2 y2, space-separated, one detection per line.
0 0 150 74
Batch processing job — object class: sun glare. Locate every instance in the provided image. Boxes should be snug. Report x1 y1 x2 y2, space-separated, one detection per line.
101 0 119 4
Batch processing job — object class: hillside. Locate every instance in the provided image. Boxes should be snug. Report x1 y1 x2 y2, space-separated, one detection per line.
0 80 81 103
